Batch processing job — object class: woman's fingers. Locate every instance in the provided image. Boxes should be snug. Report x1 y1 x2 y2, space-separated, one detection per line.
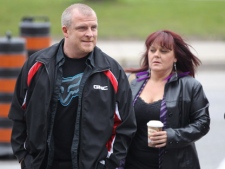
149 131 167 148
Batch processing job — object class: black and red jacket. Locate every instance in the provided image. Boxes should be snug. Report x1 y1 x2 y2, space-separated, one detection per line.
8 39 136 169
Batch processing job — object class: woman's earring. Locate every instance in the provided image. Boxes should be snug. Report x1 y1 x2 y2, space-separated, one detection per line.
174 62 177 78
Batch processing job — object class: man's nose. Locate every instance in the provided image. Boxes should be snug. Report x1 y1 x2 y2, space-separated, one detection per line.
85 28 93 37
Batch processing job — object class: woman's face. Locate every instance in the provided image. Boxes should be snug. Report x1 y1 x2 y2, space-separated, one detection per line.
148 42 177 74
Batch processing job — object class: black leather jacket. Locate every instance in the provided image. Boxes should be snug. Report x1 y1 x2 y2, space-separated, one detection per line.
129 72 210 169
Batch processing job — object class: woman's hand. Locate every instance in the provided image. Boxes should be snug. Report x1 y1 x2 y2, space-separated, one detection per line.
149 131 167 148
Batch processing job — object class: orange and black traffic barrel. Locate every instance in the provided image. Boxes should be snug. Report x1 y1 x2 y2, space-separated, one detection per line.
0 32 26 156
20 16 51 57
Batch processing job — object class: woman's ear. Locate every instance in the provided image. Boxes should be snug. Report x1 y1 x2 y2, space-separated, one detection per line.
174 57 177 63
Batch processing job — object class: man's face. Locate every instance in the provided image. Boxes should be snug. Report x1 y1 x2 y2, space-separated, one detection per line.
63 10 98 58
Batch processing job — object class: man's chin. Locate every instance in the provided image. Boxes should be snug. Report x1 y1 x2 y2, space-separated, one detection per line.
82 46 95 53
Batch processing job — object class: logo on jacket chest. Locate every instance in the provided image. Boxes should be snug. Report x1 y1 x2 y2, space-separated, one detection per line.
93 85 108 90
59 73 83 106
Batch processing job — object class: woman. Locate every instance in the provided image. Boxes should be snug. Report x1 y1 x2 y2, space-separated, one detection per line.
124 30 210 169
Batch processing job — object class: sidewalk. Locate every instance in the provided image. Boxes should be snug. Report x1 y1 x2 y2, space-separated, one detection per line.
96 40 225 70
52 40 225 70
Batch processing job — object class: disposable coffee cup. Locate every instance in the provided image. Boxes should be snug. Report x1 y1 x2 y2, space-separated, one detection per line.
147 120 164 147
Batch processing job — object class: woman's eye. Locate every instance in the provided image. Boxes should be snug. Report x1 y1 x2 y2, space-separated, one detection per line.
150 49 155 52
161 50 168 53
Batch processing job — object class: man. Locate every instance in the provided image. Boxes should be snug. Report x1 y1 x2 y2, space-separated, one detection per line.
8 3 136 169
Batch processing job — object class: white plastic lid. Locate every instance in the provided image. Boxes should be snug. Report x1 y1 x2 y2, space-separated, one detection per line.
147 120 164 127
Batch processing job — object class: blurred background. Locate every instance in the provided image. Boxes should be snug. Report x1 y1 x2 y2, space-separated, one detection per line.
0 0 225 169
1 0 225 40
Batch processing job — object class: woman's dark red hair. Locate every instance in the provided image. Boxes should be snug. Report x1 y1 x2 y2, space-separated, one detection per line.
125 30 201 77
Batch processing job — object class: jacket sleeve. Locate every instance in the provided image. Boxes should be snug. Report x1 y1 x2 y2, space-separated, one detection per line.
106 68 137 169
8 62 29 162
165 80 210 149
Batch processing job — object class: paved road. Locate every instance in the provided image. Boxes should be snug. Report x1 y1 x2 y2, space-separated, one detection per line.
195 70 225 169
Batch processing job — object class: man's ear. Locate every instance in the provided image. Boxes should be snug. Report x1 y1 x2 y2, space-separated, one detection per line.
62 26 68 38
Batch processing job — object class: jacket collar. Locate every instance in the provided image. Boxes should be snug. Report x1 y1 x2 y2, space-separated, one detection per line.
167 71 190 83
130 71 190 102
135 70 190 83
36 39 111 72
88 46 111 71
36 39 63 64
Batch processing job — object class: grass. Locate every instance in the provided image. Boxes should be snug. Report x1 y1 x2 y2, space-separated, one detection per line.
0 0 225 40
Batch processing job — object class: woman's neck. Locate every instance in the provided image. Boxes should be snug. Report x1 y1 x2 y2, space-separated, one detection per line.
150 70 172 82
